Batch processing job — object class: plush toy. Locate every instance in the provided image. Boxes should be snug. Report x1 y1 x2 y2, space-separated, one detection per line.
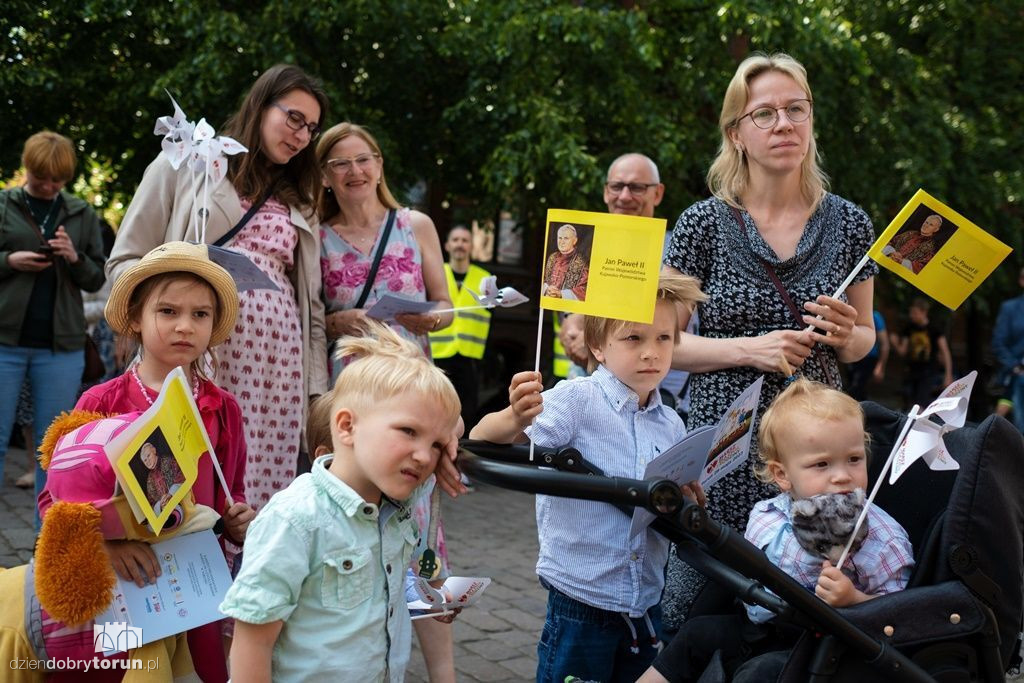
790 489 869 565
0 411 218 683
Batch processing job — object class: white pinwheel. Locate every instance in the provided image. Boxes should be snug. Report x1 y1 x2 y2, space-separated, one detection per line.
153 92 196 170
470 275 530 309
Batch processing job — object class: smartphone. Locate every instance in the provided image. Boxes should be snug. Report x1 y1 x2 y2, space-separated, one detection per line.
36 245 54 260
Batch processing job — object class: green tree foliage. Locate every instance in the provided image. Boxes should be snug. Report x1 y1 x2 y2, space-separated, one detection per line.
2 0 1021 305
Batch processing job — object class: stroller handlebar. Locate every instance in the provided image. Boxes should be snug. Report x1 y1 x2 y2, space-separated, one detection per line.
457 440 938 683
458 441 685 516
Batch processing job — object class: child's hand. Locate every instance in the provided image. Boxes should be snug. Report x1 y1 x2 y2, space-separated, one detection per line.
431 607 462 624
435 416 467 498
815 560 870 607
680 480 706 507
105 540 160 587
509 371 543 429
222 502 256 543
427 579 461 623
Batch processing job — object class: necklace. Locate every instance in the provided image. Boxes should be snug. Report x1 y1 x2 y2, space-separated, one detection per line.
130 363 200 406
25 189 60 233
334 212 385 245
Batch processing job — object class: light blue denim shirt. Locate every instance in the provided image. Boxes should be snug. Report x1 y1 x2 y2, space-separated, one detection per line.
219 455 420 682
526 365 687 616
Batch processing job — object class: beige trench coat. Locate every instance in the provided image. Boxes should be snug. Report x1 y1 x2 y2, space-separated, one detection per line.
107 158 329 413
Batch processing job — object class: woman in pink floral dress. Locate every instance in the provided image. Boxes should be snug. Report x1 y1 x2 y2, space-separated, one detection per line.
108 66 330 511
316 122 452 379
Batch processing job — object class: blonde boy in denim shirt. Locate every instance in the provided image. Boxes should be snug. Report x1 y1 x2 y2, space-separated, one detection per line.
221 323 461 682
471 272 706 683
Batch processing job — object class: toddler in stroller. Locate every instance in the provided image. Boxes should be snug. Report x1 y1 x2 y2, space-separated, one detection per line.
640 378 915 682
645 386 1024 682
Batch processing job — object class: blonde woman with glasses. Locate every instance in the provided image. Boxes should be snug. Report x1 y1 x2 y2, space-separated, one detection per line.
316 122 452 380
660 53 879 632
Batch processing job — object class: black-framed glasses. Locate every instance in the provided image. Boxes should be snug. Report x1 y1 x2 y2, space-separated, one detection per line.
324 153 381 175
735 99 812 129
272 102 321 139
606 181 658 195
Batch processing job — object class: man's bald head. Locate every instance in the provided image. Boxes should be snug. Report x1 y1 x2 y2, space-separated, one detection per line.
604 153 664 218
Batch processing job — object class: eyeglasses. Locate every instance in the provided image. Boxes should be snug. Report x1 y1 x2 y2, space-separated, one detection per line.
606 181 658 196
324 153 380 175
272 102 321 139
736 99 812 129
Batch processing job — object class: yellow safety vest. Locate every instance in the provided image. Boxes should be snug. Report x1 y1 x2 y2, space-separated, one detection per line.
552 312 570 378
429 264 492 360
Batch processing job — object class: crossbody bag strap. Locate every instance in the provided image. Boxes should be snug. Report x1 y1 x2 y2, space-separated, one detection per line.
353 208 397 310
17 202 49 245
730 206 840 387
213 184 276 248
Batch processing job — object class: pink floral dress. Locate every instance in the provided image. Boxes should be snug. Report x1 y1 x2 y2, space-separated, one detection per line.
320 206 448 570
320 207 432 377
218 197 304 509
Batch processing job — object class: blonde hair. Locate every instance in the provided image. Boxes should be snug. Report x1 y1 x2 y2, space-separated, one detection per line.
315 122 400 223
755 377 867 485
583 271 706 372
707 53 829 210
22 131 76 181
331 321 461 429
306 391 336 462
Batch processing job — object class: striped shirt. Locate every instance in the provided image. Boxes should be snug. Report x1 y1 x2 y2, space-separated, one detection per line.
744 493 914 623
526 365 687 616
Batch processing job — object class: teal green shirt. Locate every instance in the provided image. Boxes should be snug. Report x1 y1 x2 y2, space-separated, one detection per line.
220 455 421 682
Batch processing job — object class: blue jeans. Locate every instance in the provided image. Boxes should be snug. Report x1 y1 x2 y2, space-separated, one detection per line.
0 345 85 529
536 581 662 683
1012 374 1024 435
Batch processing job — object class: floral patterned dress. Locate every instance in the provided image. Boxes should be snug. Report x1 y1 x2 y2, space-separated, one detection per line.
660 193 878 630
320 207 431 378
320 206 448 570
218 197 304 509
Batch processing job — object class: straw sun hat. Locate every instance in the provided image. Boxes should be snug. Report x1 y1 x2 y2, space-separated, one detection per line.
105 241 239 347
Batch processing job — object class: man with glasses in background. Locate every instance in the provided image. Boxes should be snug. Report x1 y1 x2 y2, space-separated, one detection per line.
555 154 697 415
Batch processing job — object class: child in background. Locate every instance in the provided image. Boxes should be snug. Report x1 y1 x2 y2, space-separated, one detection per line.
639 378 914 683
222 322 462 682
63 240 254 683
471 272 706 683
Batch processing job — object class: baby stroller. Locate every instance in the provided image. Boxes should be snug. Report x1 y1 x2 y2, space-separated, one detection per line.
459 402 1024 682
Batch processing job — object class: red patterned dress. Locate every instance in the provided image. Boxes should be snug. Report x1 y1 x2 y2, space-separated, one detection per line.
218 197 304 509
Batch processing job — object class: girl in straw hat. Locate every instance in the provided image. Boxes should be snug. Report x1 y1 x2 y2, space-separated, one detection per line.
75 240 254 683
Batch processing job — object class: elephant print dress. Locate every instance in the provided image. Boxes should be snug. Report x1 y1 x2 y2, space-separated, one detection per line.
218 196 304 509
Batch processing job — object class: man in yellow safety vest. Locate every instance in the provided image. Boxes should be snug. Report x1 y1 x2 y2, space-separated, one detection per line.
430 225 492 428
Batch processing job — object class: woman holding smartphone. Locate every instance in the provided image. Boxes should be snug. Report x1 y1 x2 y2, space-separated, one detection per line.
0 130 105 511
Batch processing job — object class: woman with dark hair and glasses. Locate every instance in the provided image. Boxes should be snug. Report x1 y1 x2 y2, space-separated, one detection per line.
659 53 879 632
107 64 331 511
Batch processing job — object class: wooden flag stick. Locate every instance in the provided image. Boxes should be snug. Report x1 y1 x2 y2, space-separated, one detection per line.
529 312 545 462
835 404 919 569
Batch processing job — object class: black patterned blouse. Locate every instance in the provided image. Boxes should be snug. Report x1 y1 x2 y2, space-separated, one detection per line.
660 192 877 629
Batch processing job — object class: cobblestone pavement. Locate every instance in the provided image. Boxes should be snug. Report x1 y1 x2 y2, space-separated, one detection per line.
405 480 546 682
7 444 1021 682
0 445 546 682
1 447 38 569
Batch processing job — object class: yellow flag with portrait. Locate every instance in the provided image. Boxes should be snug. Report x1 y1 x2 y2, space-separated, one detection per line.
539 209 665 324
